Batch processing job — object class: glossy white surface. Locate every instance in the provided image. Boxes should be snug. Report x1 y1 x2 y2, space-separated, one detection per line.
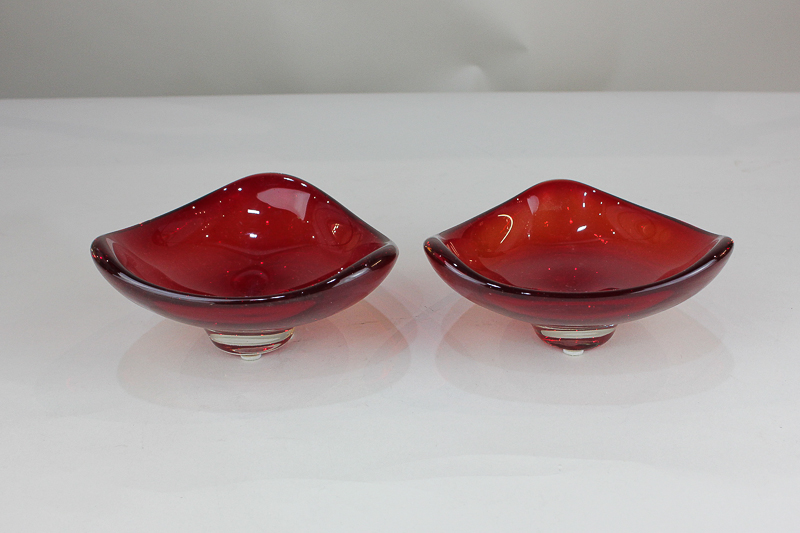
1 93 798 531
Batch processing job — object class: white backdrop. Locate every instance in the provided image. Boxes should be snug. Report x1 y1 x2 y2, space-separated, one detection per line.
1 0 799 97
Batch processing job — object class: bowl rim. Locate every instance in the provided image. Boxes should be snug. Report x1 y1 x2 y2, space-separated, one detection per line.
424 179 733 300
91 173 398 304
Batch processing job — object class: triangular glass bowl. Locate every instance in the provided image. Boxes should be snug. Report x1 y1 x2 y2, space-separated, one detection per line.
425 180 733 355
92 173 398 360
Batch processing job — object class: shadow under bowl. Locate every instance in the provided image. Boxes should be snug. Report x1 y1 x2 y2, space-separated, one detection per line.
92 173 398 360
424 179 733 355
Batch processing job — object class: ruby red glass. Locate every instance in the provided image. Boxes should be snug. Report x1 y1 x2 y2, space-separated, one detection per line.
92 173 398 359
425 180 733 355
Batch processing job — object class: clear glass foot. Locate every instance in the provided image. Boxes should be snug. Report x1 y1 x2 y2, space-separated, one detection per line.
532 324 616 355
205 328 295 360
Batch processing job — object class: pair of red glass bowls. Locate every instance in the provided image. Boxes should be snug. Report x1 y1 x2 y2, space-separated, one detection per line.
91 173 733 360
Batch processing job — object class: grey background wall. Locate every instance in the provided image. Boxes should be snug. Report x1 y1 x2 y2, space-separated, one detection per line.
1 0 799 98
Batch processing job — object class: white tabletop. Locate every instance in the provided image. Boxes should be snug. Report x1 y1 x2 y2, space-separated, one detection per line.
1 92 798 531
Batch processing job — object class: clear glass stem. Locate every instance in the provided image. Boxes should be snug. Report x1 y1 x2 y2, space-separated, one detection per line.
532 324 616 355
205 328 295 360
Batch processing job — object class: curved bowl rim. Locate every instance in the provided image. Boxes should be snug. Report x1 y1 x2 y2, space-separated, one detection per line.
424 179 733 300
91 172 398 304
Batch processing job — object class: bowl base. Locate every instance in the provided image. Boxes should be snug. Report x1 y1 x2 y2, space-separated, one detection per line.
533 324 616 355
206 328 295 360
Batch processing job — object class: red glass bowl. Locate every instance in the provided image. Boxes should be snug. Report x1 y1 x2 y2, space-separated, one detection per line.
92 173 398 360
424 180 733 355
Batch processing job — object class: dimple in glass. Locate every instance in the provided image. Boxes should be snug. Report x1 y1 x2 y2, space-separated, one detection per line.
424 179 733 355
92 173 398 360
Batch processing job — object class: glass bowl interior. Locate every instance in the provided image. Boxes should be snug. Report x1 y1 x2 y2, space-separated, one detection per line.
97 174 390 299
438 180 725 294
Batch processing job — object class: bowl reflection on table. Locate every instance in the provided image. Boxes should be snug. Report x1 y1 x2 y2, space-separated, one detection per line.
92 173 398 360
424 180 733 355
